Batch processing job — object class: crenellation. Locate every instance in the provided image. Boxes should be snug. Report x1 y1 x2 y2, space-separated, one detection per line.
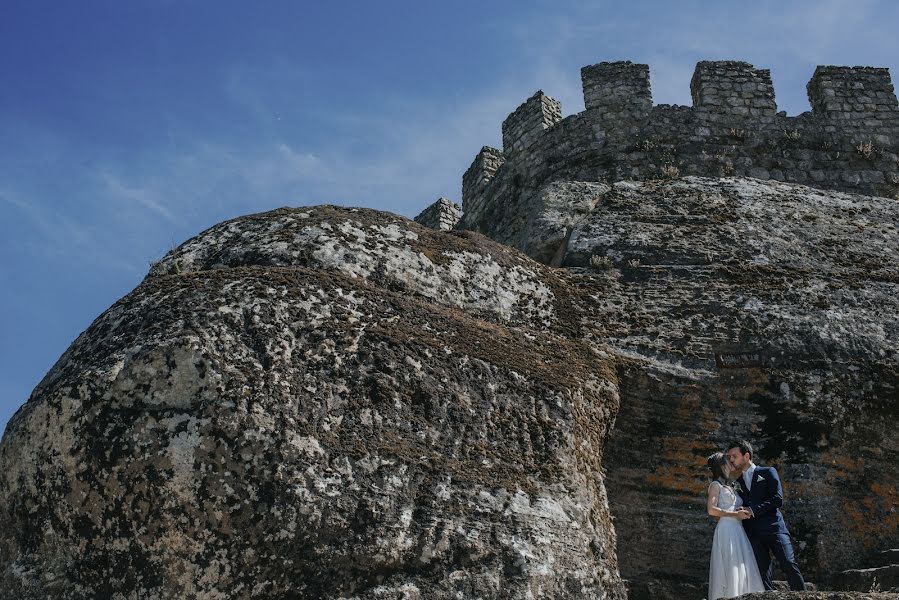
690 61 776 120
807 66 899 120
501 91 562 154
459 59 899 234
581 61 652 118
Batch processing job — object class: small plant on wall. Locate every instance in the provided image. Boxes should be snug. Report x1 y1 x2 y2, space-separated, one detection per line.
590 254 613 269
661 164 680 179
855 140 877 160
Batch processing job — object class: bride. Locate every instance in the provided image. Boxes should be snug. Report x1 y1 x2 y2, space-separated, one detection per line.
706 452 765 600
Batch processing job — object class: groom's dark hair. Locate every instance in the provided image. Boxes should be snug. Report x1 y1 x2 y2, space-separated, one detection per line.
728 439 753 459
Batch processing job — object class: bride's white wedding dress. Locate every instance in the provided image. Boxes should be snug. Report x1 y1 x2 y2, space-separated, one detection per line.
708 481 765 600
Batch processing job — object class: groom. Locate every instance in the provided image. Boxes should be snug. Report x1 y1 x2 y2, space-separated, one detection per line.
727 439 806 591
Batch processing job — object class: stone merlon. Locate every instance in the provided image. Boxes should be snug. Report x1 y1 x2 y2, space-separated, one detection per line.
581 60 652 116
501 91 562 154
807 65 899 119
690 61 776 119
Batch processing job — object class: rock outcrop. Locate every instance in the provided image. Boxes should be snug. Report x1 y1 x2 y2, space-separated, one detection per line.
834 548 899 593
0 206 626 599
740 594 899 600
454 175 899 594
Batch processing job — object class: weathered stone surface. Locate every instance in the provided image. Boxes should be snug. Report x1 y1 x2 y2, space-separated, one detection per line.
624 577 705 600
0 206 625 599
834 565 899 593
873 550 899 568
739 594 899 600
413 197 462 232
149 206 558 329
626 578 820 600
456 180 611 265
458 176 899 592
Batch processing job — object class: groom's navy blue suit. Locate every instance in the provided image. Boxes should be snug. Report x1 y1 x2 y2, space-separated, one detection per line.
737 465 806 591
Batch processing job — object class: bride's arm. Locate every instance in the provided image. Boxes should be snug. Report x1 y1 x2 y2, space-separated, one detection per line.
706 483 749 519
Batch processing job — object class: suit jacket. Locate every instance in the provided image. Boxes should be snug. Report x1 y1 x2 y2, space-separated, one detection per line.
737 465 790 536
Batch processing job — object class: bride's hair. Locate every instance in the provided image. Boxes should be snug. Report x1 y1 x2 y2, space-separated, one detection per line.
707 451 728 481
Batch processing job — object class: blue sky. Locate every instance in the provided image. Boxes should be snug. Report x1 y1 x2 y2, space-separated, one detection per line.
2 0 898 432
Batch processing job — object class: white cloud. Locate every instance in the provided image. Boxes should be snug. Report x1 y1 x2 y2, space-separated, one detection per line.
0 188 91 250
99 170 179 224
0 186 137 273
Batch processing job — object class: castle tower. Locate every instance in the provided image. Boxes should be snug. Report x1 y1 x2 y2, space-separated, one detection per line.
807 66 899 121
580 61 652 118
690 61 776 119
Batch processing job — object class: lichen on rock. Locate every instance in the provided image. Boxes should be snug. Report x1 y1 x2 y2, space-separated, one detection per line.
0 206 626 599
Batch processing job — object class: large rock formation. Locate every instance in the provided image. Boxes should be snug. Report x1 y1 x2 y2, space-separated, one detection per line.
0 206 625 599
834 548 899 593
448 175 899 595
4 56 899 600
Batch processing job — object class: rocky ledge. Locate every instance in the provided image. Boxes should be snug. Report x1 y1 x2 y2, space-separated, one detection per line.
739 594 899 600
0 206 625 599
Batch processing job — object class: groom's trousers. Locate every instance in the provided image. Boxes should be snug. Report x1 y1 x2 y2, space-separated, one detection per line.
750 531 806 591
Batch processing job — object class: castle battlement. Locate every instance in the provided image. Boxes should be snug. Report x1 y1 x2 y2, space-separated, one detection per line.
461 60 899 232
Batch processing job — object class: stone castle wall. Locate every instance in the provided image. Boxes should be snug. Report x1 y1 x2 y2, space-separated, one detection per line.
460 60 899 231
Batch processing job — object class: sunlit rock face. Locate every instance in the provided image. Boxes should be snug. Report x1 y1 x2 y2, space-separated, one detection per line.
0 206 626 599
458 175 899 594
741 594 899 600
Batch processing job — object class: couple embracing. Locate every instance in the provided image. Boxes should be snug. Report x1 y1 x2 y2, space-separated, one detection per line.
706 440 806 599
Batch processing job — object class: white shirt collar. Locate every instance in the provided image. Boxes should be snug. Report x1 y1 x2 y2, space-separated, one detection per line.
744 462 757 486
